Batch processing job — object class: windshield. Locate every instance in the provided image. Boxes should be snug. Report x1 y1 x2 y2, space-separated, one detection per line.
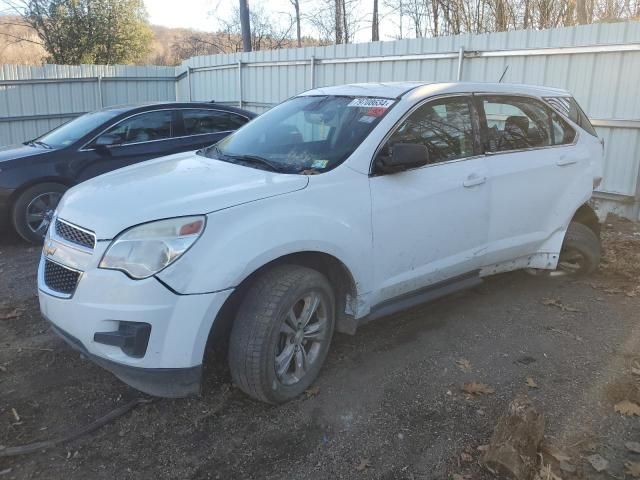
35 110 121 148
201 95 396 173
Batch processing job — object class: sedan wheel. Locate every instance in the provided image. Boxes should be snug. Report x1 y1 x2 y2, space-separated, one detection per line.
11 183 67 244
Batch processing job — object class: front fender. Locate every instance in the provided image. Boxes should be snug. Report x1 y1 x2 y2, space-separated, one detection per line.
156 168 373 298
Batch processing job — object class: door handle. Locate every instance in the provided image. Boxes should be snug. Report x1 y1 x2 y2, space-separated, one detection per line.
556 156 578 166
463 174 487 188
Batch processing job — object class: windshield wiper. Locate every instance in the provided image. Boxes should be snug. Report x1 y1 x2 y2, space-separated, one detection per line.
227 154 285 172
26 140 53 149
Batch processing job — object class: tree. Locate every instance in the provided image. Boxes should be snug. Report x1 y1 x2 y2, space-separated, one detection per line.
372 0 379 40
239 0 252 51
2 0 152 64
290 0 302 47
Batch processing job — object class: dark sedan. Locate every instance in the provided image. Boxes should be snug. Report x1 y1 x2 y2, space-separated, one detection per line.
0 102 256 243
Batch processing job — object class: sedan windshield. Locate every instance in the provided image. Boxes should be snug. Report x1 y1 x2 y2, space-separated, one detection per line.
34 110 121 149
201 95 396 173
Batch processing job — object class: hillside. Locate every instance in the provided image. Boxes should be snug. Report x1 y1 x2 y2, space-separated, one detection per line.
0 17 262 66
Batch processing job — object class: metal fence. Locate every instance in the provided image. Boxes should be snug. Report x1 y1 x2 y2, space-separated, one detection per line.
177 21 640 219
0 64 176 146
1 23 639 219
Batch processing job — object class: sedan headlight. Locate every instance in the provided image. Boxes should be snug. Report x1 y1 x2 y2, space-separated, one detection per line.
100 216 206 279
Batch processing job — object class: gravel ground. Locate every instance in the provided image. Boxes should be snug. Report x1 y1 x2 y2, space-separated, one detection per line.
1 217 639 480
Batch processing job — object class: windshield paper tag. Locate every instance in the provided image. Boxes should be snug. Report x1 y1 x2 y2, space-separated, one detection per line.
347 98 395 109
311 159 329 169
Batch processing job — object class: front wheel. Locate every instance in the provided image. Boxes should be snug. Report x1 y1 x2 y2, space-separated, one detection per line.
229 265 335 404
12 183 67 244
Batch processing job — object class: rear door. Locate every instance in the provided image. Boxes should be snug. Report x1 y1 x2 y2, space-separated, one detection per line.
75 109 180 181
173 108 250 151
476 94 583 265
369 94 490 305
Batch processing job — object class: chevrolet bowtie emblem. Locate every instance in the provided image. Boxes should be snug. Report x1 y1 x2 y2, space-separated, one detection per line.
43 241 56 257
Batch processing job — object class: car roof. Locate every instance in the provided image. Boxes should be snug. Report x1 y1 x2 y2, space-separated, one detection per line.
299 81 570 99
98 102 257 117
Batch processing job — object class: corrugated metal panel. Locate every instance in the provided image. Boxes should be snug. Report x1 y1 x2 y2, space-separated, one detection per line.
0 64 177 146
182 21 640 199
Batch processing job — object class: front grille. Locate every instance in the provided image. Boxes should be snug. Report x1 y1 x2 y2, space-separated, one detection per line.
44 259 81 296
55 219 96 250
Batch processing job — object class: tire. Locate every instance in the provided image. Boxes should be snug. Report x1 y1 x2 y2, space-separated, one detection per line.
557 221 601 276
11 183 67 244
229 265 335 404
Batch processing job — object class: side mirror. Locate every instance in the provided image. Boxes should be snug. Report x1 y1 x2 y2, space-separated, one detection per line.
93 134 121 148
376 143 430 173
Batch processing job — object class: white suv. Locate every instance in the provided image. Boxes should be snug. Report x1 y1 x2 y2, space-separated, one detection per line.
38 82 603 403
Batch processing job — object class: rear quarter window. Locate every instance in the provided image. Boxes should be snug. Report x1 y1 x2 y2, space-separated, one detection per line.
545 96 598 137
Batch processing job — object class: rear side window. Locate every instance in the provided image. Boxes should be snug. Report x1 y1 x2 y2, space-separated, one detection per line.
386 96 475 164
481 96 576 152
182 109 248 135
545 96 598 137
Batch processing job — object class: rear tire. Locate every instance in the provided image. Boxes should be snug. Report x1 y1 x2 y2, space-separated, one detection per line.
228 265 335 404
557 221 601 275
12 183 67 244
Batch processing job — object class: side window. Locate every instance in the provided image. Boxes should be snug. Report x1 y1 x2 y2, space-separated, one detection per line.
98 111 173 145
386 96 475 164
545 96 597 137
482 97 552 152
551 111 576 145
182 109 248 136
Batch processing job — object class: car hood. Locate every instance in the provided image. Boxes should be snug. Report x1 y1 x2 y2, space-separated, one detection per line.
0 144 51 164
57 151 309 239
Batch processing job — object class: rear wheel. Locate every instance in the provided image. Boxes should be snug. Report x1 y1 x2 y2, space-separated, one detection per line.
229 265 335 404
12 183 67 244
556 221 600 275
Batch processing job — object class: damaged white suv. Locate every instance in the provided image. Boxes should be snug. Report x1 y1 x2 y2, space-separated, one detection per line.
38 82 603 403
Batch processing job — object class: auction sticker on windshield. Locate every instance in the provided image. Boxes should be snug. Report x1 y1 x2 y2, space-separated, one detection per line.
347 98 395 108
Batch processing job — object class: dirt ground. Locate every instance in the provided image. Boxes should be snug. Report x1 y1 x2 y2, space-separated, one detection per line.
1 216 640 480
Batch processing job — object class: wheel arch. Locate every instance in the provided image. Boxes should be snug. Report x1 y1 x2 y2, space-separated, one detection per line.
8 176 74 205
571 202 600 237
204 250 359 364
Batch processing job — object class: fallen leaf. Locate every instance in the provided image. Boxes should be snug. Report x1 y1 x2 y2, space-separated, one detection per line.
462 382 495 395
625 462 640 477
456 358 472 373
0 468 12 477
587 454 609 472
11 408 20 423
615 400 640 416
0 309 20 320
526 377 538 389
356 458 371 471
541 444 571 463
477 444 490 452
304 386 320 398
626 442 640 454
542 298 581 312
460 452 473 462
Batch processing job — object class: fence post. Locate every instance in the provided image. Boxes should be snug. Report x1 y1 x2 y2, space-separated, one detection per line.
309 55 316 89
237 60 243 108
457 46 465 81
96 75 103 108
187 67 192 102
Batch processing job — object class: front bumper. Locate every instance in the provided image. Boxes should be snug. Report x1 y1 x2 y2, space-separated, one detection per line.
38 251 233 397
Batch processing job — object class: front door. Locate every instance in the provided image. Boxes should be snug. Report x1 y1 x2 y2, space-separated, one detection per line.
369 95 490 306
73 109 179 182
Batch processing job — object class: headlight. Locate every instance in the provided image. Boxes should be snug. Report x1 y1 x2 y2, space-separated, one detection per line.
100 216 206 279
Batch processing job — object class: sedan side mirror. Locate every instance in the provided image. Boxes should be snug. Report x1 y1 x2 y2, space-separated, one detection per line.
376 143 430 173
